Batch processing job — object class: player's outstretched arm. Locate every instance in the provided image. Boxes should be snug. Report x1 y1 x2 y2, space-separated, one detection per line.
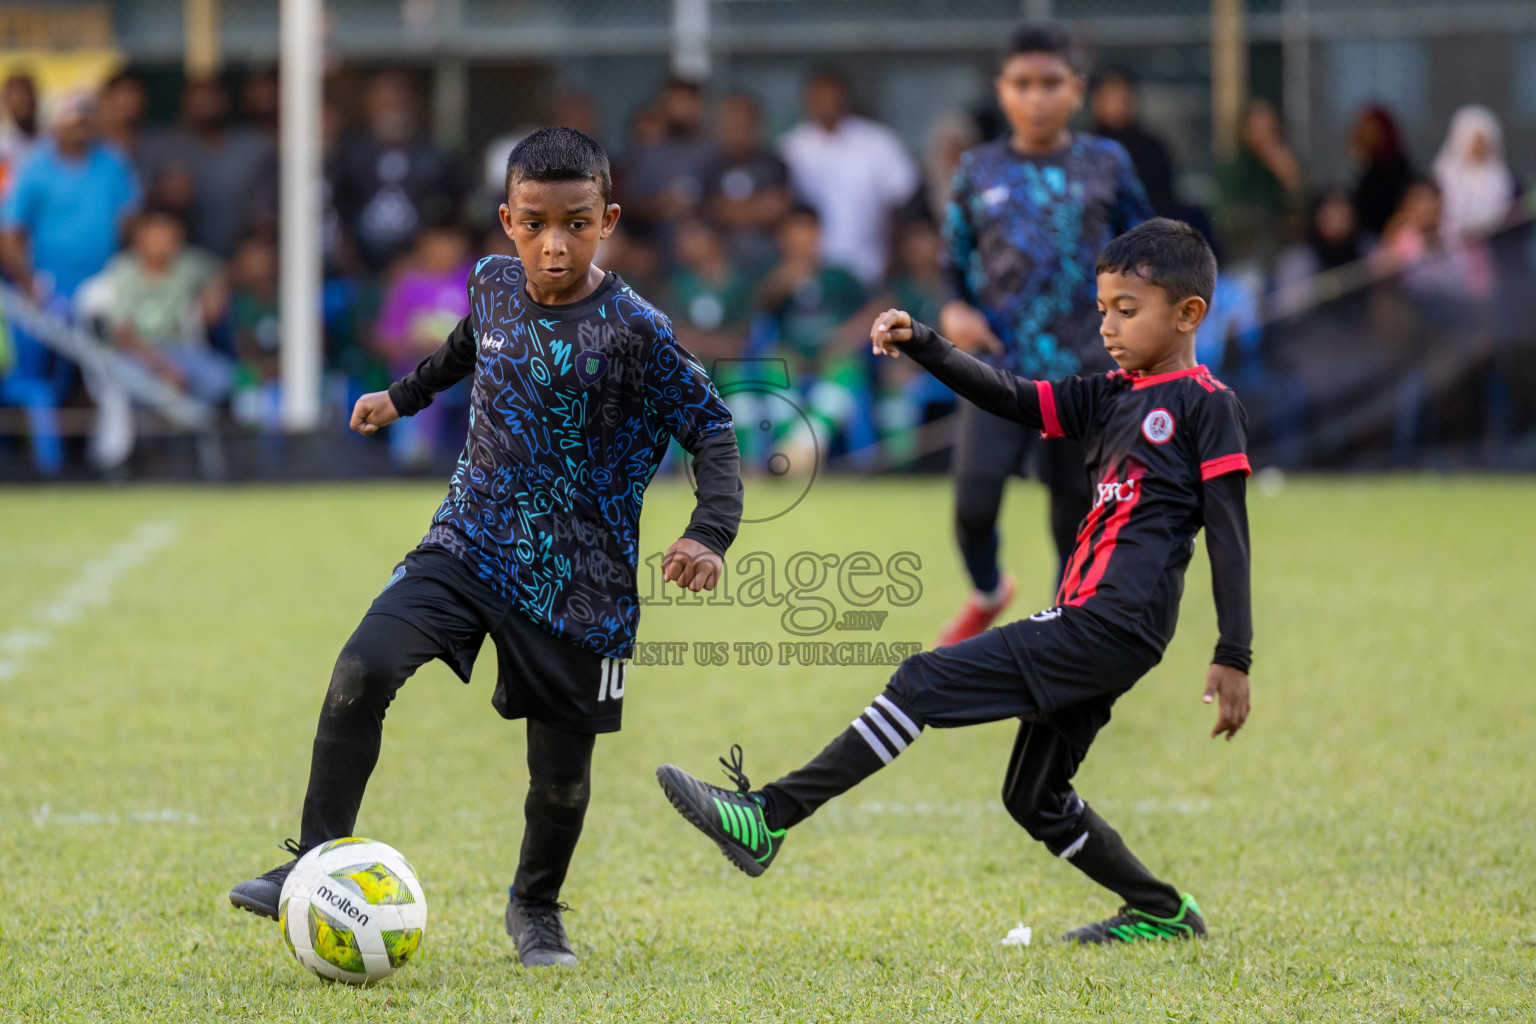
870 308 1044 428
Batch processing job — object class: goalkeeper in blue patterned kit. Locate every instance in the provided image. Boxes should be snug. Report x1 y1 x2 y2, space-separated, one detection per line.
229 127 742 968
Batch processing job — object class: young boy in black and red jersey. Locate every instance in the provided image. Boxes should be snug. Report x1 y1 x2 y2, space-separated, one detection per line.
228 127 742 967
657 218 1251 944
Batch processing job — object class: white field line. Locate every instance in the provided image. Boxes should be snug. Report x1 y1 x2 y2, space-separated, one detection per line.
0 518 180 681
34 804 200 826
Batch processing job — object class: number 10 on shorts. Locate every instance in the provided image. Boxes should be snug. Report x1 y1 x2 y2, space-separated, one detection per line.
598 658 627 701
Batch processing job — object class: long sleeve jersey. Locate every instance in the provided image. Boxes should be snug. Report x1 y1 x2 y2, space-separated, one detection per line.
944 134 1154 379
898 321 1253 670
388 255 743 659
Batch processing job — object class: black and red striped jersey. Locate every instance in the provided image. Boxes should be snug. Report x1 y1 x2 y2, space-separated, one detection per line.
1035 365 1248 650
897 320 1252 667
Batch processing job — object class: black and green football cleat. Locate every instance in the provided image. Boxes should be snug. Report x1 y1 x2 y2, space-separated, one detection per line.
1062 893 1208 945
656 745 785 877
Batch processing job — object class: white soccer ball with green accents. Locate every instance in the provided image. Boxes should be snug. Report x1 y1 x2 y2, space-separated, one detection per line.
278 837 427 984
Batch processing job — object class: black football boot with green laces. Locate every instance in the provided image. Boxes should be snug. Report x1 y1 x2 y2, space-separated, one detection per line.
1062 893 1208 945
229 839 305 919
656 745 785 877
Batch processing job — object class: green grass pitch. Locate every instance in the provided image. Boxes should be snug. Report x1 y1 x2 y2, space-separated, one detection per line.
1 475 1533 1022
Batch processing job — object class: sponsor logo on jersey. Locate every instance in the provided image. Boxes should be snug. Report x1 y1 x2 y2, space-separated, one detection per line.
1142 408 1175 444
1028 606 1063 622
1094 479 1139 509
576 349 609 385
481 331 506 353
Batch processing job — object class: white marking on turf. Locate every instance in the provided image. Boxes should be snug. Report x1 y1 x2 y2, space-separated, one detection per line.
34 803 201 826
0 519 180 681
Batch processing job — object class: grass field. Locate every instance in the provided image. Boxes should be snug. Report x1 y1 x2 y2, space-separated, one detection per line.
1 475 1534 1022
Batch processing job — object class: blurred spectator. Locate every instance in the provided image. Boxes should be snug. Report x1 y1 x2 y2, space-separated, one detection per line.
547 88 601 141
1377 180 1492 300
623 77 718 241
919 111 980 225
877 218 956 459
241 68 280 141
141 78 277 259
1348 105 1412 241
665 218 751 362
703 93 790 274
0 73 39 196
754 205 870 455
0 93 140 301
1272 187 1364 314
227 233 282 428
1214 97 1303 275
331 72 462 273
1432 105 1517 243
595 220 662 298
373 221 473 467
1089 69 1180 218
781 69 918 286
99 206 233 402
98 71 149 177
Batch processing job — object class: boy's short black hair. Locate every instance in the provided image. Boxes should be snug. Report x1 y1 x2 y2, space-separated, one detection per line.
1095 218 1217 306
784 203 820 224
504 125 612 206
1004 24 1079 71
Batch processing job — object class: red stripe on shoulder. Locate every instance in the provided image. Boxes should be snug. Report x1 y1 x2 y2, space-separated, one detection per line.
1201 453 1251 480
1036 380 1064 439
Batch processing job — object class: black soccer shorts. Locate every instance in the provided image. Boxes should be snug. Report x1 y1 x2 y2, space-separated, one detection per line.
365 546 627 734
887 604 1162 746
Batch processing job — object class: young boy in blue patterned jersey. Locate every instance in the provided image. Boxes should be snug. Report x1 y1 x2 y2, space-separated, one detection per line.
936 24 1154 647
230 127 743 967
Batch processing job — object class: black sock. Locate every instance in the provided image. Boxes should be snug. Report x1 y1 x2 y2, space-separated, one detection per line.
760 691 923 831
512 721 595 904
1061 805 1182 917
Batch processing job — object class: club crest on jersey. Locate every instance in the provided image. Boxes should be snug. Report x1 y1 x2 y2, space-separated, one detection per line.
1142 408 1175 444
575 350 608 386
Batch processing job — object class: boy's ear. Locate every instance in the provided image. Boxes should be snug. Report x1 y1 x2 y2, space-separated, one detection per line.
498 203 515 238
1176 295 1208 333
599 203 621 239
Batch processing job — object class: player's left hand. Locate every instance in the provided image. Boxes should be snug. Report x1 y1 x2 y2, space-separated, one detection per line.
662 537 723 592
870 308 914 357
1202 664 1250 740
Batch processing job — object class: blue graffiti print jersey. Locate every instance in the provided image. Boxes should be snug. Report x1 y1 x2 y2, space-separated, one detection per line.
388 255 741 659
945 134 1153 379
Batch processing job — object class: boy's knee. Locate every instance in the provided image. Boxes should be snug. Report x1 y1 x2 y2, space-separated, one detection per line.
1004 783 1088 853
953 493 997 546
529 776 590 813
322 644 392 721
882 659 934 727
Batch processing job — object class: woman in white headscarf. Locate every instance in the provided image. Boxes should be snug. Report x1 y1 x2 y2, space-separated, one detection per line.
1432 105 1516 241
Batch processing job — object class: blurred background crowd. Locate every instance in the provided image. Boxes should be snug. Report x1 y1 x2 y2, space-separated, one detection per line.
2 0 1535 480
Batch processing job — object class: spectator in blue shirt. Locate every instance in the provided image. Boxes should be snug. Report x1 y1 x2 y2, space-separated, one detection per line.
0 92 140 302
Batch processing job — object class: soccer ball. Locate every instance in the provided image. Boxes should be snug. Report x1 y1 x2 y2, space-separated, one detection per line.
278 837 427 984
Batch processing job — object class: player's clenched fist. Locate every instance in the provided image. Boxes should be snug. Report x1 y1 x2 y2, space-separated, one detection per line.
350 391 401 435
870 308 915 357
662 537 723 592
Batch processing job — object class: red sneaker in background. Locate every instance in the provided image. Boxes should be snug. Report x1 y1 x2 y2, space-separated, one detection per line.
934 574 1016 647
